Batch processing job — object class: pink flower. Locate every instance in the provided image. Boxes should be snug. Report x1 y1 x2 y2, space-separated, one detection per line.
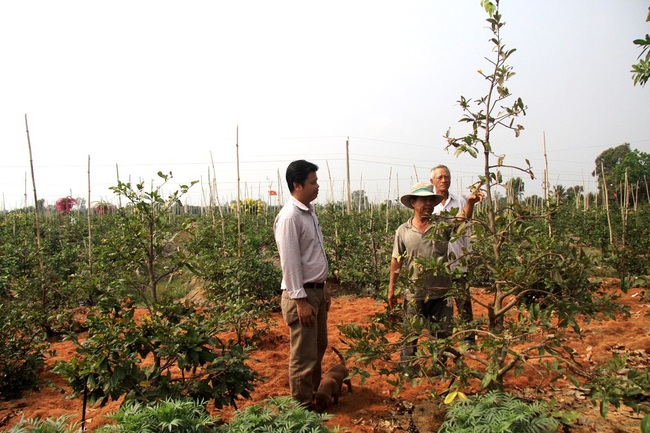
55 197 77 214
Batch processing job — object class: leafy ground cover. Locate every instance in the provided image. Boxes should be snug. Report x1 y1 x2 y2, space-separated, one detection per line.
0 278 648 432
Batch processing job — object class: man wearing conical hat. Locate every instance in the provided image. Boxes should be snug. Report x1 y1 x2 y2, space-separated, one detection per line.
388 181 482 370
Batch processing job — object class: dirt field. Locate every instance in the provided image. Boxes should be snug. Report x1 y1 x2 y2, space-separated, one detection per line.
1 278 648 432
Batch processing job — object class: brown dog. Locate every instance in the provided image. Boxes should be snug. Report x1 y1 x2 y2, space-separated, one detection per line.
312 347 352 412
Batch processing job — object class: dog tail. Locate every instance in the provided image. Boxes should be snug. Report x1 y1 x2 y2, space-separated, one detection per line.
332 346 345 365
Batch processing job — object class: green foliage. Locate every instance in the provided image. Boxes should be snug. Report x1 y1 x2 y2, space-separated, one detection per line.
581 353 650 418
552 201 650 280
53 297 260 409
5 415 78 433
0 303 49 399
0 209 90 333
320 203 406 295
340 2 628 413
107 171 198 302
96 398 219 433
191 212 280 309
439 391 560 433
217 396 337 432
593 144 650 203
188 213 280 343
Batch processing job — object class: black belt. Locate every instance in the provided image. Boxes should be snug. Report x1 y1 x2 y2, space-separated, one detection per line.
303 282 325 289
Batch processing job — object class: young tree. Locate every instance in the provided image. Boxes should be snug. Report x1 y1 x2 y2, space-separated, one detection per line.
107 171 198 302
340 0 623 399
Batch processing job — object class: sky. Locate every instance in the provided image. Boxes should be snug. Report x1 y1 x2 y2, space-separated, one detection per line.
1 1 649 210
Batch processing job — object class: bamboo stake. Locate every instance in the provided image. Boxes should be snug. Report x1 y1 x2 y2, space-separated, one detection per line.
24 114 46 311
345 137 352 215
600 161 614 246
235 125 241 258
543 133 552 236
87 155 93 278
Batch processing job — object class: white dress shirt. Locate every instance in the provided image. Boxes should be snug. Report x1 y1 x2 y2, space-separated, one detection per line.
274 196 328 299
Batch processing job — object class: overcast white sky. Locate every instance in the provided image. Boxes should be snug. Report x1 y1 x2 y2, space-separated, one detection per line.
1 1 649 210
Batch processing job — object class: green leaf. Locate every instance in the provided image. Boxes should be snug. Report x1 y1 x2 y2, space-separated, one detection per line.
641 413 650 433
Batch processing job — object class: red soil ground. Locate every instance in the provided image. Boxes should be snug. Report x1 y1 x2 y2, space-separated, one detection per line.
1 278 648 432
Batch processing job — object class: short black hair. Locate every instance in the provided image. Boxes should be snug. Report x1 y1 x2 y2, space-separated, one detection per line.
286 160 319 193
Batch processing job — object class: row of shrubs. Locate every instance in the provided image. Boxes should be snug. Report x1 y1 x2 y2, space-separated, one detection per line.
6 392 571 433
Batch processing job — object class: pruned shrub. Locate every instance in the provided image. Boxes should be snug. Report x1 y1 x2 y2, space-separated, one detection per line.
217 396 337 432
439 391 560 433
96 398 219 433
5 415 77 433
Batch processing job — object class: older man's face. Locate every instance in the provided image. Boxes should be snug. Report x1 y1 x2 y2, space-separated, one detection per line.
431 168 451 196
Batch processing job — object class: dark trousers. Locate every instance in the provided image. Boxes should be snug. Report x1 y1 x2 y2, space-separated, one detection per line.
400 296 453 362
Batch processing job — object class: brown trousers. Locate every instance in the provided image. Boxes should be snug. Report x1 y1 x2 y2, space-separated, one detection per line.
281 288 328 405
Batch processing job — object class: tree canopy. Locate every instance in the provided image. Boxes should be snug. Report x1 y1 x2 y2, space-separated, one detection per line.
593 143 650 203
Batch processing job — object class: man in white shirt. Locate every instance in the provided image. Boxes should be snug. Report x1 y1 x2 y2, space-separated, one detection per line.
274 160 331 407
430 165 480 345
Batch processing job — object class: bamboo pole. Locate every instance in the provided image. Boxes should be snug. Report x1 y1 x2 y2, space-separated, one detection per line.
87 155 93 278
24 114 46 310
235 125 241 258
600 161 614 246
345 137 352 215
543 132 552 236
